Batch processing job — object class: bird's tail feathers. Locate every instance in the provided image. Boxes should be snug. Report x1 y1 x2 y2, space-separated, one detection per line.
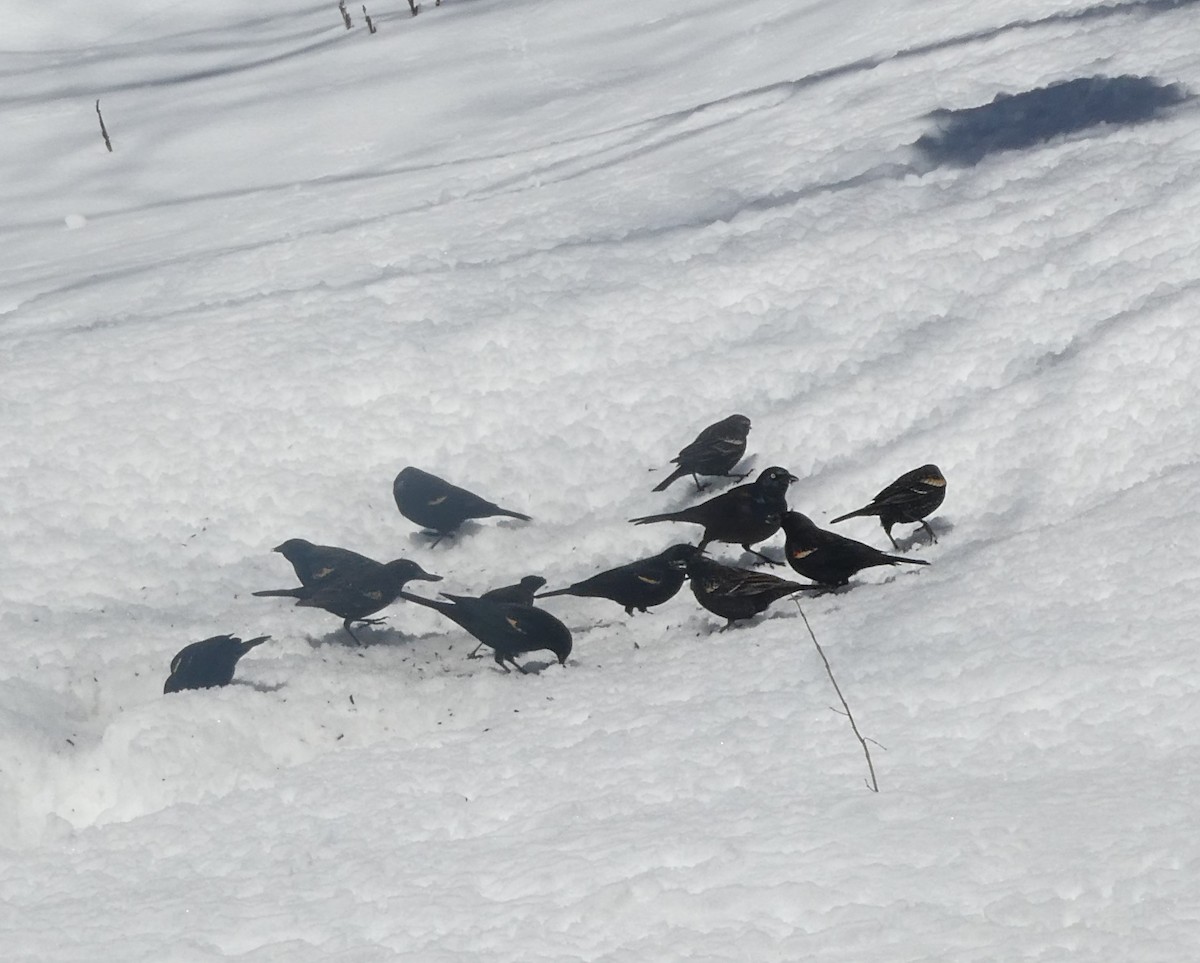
887 555 930 566
534 587 574 599
829 506 872 524
491 507 532 521
252 588 301 598
629 511 682 525
652 466 688 492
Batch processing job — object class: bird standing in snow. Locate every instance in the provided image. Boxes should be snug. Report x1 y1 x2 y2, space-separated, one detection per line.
781 511 929 586
164 634 270 694
631 466 797 564
829 464 946 548
253 547 441 644
393 466 531 546
537 544 699 615
653 414 752 492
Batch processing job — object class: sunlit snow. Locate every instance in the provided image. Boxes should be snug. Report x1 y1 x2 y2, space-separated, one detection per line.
3 0 1200 958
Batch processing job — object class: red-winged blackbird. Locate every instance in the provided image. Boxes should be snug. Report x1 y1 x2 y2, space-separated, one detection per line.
830 464 946 548
400 591 572 673
393 467 531 546
272 538 378 588
686 555 819 629
253 548 441 644
164 634 270 694
537 544 699 615
653 414 752 492
631 466 798 564
781 511 929 587
481 575 547 605
467 575 547 657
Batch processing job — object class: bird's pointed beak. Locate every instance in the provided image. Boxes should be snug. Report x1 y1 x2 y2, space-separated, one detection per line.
788 473 799 483
418 569 443 582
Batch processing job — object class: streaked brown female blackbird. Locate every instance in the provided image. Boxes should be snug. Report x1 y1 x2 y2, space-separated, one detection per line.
830 464 946 548
400 591 572 673
253 549 441 644
631 466 798 564
481 575 547 605
164 634 270 694
654 414 752 492
686 555 818 628
781 511 929 587
537 544 699 615
393 466 531 545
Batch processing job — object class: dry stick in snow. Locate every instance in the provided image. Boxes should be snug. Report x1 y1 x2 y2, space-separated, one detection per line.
407 0 419 16
95 100 113 152
363 6 377 31
338 0 352 28
793 598 879 792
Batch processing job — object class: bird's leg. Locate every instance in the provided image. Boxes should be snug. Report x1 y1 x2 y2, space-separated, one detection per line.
691 474 708 493
920 520 938 544
466 642 485 659
423 530 447 548
514 659 530 675
343 620 364 645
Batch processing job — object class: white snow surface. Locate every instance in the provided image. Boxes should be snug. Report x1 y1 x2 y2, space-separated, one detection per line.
3 0 1200 958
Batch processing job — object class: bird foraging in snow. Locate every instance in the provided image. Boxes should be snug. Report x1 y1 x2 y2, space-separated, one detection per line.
653 414 752 492
781 511 929 587
537 544 699 616
829 464 946 548
393 466 531 546
401 591 572 673
164 634 270 694
686 555 819 629
631 466 797 564
253 545 441 644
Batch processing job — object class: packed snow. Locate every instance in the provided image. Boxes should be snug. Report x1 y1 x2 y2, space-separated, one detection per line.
3 0 1200 958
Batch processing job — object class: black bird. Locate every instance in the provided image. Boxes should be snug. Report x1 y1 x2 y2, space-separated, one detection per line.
654 414 752 492
781 511 929 587
465 575 547 657
537 544 699 615
400 591 572 673
253 549 441 644
686 555 818 629
481 575 547 606
631 466 798 564
270 538 380 588
830 464 946 548
164 634 270 694
393 466 531 546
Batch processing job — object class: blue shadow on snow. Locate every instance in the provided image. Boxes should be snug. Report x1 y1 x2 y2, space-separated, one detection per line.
915 75 1190 167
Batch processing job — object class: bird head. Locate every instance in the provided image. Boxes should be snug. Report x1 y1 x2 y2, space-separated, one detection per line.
519 575 548 592
917 464 946 486
272 538 314 556
663 543 703 570
722 414 752 436
781 511 819 536
756 466 799 493
385 558 443 586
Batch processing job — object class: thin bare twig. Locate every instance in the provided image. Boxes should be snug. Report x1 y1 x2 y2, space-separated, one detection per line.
363 5 377 31
338 0 352 28
95 100 113 152
794 598 878 792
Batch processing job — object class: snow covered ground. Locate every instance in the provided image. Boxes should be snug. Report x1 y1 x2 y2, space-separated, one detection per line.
3 0 1200 957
